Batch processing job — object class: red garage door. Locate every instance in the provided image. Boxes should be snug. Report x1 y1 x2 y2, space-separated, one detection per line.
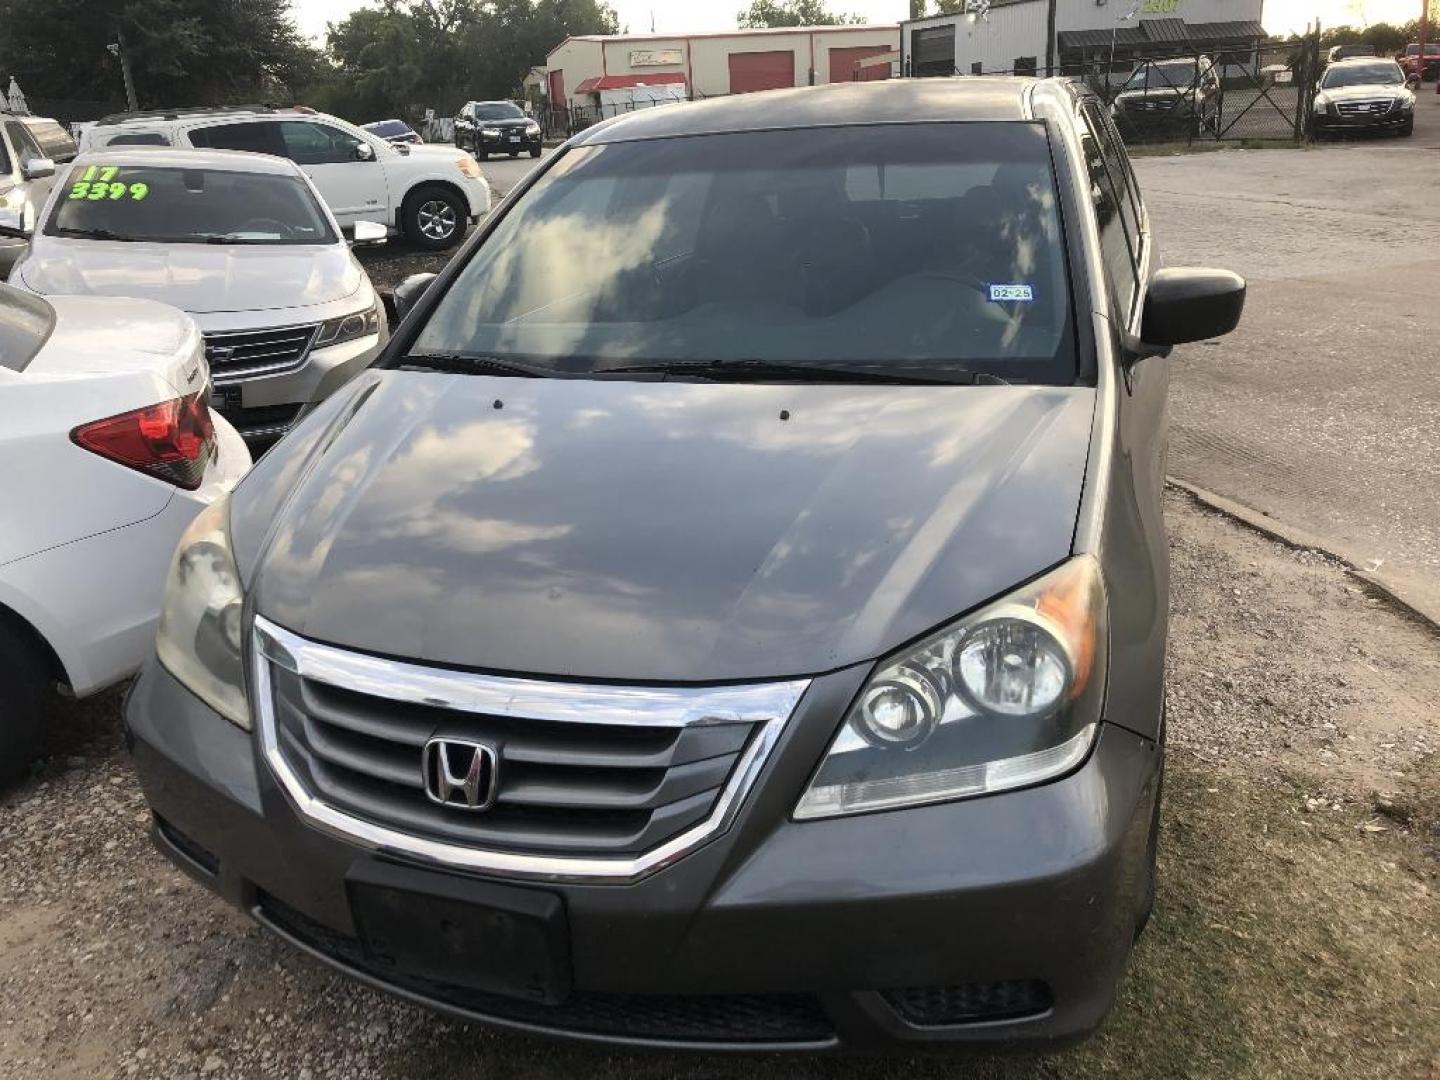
828 45 891 83
728 51 795 93
548 69 565 105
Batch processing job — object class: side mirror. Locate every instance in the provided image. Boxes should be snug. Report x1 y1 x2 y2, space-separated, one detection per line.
395 141 411 156
0 205 32 240
1138 268 1246 349
355 141 376 162
350 220 388 247
21 157 55 181
393 272 437 321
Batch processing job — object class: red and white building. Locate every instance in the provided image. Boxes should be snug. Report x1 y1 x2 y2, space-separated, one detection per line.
545 25 900 113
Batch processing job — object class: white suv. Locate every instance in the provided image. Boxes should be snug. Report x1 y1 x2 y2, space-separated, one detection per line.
79 105 491 249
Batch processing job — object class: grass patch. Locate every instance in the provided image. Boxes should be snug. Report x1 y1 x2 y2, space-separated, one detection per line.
395 759 1440 1080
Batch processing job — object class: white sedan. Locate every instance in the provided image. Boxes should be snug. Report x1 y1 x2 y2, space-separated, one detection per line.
0 283 249 782
7 148 389 448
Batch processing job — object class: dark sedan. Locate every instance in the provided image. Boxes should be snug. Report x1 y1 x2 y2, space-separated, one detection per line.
1310 58 1415 137
127 77 1243 1052
454 100 542 159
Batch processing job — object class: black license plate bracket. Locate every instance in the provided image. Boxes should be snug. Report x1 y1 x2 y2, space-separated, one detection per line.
346 860 571 1004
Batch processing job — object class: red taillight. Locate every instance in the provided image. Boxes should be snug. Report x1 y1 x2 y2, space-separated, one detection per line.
71 392 216 490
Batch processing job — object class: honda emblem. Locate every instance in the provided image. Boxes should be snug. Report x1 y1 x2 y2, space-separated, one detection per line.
422 738 498 811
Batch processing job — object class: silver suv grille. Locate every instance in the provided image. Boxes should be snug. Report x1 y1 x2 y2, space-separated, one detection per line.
203 324 319 384
252 617 809 882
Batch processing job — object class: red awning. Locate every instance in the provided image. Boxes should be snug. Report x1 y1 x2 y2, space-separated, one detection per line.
573 72 687 95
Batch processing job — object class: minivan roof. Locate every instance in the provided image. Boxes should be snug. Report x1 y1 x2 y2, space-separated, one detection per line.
571 78 1042 145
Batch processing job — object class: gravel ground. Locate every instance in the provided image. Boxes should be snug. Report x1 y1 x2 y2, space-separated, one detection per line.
2 491 1437 1079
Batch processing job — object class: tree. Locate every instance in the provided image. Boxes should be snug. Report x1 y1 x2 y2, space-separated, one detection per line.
0 0 320 109
736 0 865 28
909 0 927 16
316 0 618 122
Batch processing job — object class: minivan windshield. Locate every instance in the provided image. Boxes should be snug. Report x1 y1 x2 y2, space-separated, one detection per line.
1321 62 1405 87
44 164 336 245
413 123 1076 383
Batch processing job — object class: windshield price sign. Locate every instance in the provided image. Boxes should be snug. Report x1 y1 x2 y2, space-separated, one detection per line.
68 165 150 202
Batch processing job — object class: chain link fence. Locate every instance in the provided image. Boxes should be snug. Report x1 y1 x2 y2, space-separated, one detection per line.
1076 39 1321 144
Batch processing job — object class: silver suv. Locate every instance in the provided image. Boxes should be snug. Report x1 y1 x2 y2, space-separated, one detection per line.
0 114 75 275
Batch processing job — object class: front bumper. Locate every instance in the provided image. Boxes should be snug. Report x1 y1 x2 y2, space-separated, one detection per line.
477 130 542 154
127 658 1160 1051
1312 108 1412 131
209 331 386 444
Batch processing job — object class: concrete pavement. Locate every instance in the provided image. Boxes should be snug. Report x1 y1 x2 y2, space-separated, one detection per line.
1137 91 1440 622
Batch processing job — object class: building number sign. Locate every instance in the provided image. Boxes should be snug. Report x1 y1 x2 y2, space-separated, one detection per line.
1140 0 1181 12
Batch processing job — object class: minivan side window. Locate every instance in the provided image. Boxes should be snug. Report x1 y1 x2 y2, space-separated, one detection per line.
1082 100 1142 254
0 130 11 176
279 122 365 165
1076 107 1138 316
189 121 286 156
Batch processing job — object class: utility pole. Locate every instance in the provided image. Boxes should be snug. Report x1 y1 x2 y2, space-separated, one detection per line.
111 29 138 112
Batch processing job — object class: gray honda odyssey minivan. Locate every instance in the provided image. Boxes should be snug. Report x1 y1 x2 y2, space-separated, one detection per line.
127 77 1244 1051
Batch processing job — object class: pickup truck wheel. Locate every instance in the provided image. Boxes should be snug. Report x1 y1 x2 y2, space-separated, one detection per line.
529 147 542 159
0 624 46 787
403 186 465 250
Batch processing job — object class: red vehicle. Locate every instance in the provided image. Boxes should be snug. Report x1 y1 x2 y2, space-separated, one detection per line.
1399 43 1440 79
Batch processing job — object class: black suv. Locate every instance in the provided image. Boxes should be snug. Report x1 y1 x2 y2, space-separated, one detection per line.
454 100 542 159
1111 56 1222 140
128 77 1244 1052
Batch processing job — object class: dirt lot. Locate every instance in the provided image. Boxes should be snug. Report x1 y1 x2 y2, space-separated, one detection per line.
2 491 1437 1080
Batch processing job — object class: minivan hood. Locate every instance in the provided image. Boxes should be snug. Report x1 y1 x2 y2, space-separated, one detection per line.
246 374 1095 682
17 239 362 314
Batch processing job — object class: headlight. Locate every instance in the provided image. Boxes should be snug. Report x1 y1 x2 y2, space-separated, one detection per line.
525 121 540 133
794 556 1106 820
1398 95 1414 111
155 497 249 730
480 127 502 138
456 156 482 179
314 301 381 348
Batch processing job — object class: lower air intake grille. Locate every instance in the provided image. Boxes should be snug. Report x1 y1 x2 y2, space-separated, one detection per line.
257 893 834 1044
881 980 1052 1026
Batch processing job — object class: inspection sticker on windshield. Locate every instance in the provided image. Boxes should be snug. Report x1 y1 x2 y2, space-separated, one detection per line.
988 284 1034 303
67 165 149 202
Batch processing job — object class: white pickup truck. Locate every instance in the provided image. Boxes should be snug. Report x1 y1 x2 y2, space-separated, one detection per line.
79 106 491 249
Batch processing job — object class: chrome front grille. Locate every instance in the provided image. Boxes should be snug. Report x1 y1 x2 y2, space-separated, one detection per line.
203 323 319 384
1336 99 1394 115
252 617 809 882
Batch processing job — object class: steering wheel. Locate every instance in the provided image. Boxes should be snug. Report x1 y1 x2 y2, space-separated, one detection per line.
232 217 295 237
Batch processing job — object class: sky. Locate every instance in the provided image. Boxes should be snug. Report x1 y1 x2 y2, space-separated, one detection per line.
291 0 1426 47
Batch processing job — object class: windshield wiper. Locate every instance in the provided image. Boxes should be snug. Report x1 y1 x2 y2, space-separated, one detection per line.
396 352 556 378
199 234 279 245
52 227 136 242
598 358 1006 385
